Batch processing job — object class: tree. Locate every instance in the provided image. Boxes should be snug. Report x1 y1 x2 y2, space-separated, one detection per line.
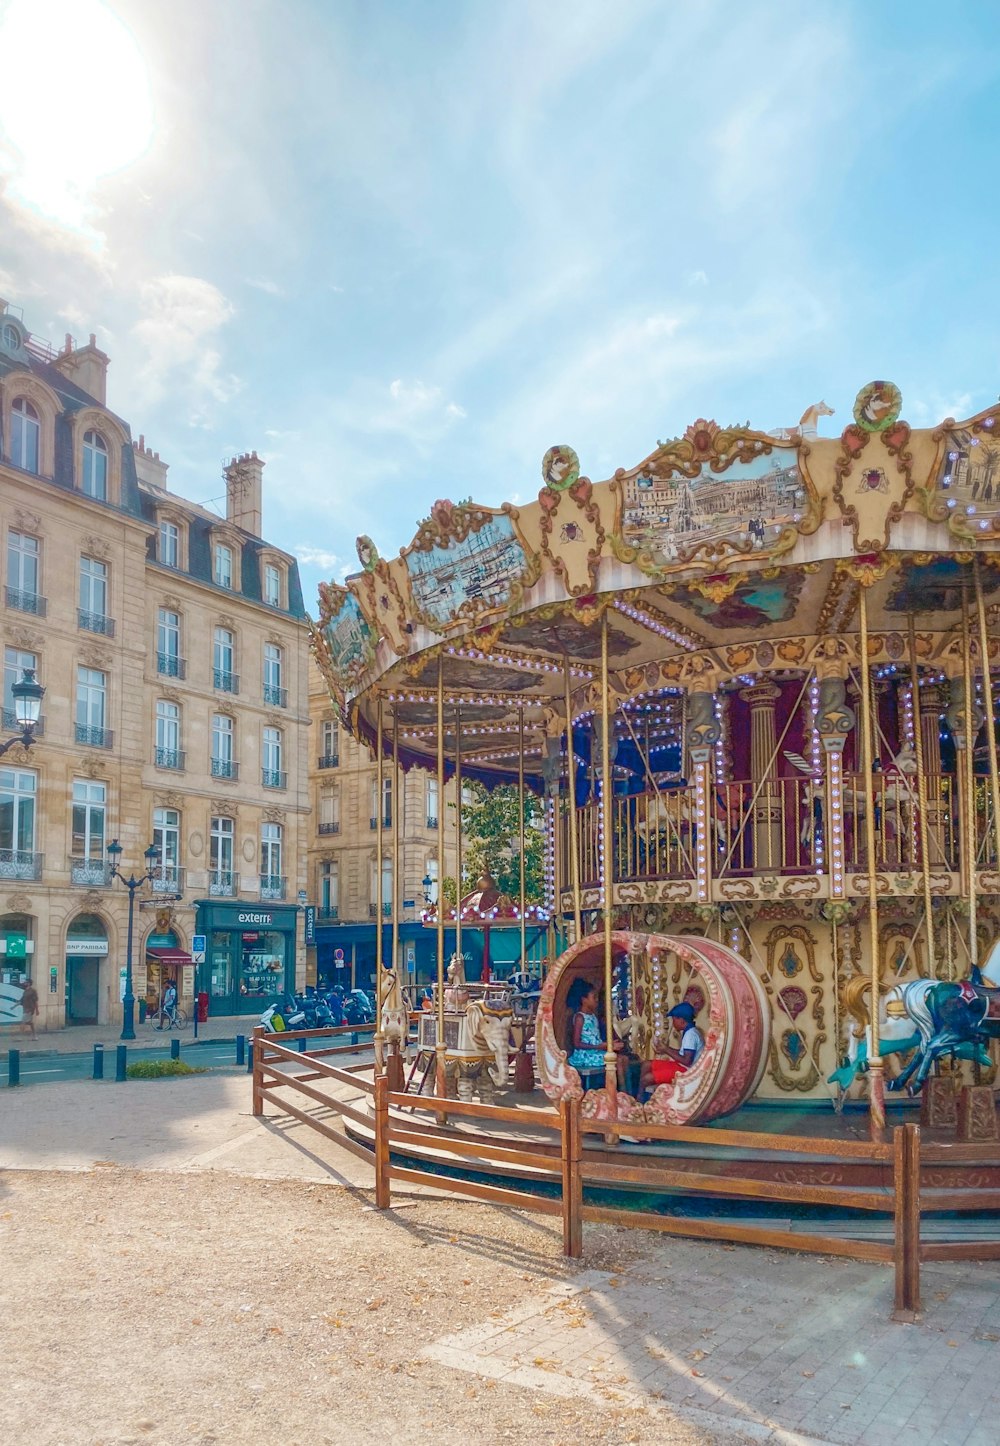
458 780 544 903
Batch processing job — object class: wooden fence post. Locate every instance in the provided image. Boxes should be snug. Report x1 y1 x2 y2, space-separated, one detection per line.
375 1071 391 1210
251 1026 265 1117
893 1122 921 1319
560 1097 583 1259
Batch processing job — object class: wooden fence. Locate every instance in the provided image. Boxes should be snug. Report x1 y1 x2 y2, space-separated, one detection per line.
252 1027 1000 1317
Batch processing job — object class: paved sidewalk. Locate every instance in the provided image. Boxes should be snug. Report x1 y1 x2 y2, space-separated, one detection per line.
1 1011 274 1056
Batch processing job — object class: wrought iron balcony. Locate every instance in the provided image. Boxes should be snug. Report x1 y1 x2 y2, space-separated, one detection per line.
0 848 42 880
5 588 46 616
259 874 287 900
263 682 287 708
75 723 113 749
151 866 185 895
317 754 339 769
369 815 392 830
213 668 239 695
262 768 287 790
69 856 112 887
208 869 238 897
426 815 438 829
318 906 339 921
2 708 44 737
78 609 115 637
156 652 186 679
368 902 393 918
154 747 186 771
211 757 239 781
318 821 340 835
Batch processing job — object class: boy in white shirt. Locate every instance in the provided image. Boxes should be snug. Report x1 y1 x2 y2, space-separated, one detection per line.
640 1001 703 1091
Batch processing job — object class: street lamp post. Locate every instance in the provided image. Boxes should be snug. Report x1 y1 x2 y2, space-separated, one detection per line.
107 839 160 1041
0 668 45 759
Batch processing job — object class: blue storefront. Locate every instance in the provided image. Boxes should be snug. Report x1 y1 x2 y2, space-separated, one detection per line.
195 899 298 1015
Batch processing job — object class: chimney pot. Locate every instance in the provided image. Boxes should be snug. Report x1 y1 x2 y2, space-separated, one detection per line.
89 332 96 347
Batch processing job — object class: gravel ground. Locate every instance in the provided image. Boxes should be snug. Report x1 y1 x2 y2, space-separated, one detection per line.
3 1168 753 1446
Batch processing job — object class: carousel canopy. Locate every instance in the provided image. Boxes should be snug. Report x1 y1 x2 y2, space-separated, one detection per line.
311 386 1000 782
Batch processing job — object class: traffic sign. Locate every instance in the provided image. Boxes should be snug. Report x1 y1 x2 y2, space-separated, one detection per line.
191 933 207 964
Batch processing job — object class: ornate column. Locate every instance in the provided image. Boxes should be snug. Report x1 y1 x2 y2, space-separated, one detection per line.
946 657 984 970
687 687 722 905
918 682 949 870
814 671 855 901
738 681 782 871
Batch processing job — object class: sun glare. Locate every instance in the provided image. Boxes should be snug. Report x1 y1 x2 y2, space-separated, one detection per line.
0 0 154 231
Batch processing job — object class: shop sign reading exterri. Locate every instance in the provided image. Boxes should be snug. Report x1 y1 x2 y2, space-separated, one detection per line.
237 911 273 927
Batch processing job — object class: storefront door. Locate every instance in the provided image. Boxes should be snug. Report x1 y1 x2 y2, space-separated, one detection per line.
208 931 237 1013
67 956 99 1024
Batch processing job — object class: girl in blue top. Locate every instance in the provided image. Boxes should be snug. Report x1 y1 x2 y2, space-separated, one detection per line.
566 978 628 1085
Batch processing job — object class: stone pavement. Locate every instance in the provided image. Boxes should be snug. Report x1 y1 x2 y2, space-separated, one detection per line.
4 1073 1000 1445
426 1246 1000 1446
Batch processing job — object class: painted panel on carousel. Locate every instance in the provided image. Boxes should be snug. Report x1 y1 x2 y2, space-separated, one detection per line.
662 567 808 632
315 581 376 686
610 421 818 579
401 500 540 632
350 535 413 657
923 404 1000 542
536 447 613 597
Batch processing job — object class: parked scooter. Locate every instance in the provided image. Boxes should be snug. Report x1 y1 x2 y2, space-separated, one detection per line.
259 996 307 1032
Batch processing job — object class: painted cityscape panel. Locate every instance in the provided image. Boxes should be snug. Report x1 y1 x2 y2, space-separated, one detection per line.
620 451 807 565
405 512 529 628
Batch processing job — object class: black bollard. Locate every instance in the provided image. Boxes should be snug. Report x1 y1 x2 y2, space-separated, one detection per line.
93 1043 104 1080
170 1038 180 1061
297 1036 307 1053
351 1031 359 1047
246 1039 254 1075
8 1048 20 1087
235 1034 246 1067
115 1044 127 1082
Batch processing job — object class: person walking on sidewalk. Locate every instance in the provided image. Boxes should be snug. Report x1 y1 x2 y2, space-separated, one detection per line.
20 978 39 1039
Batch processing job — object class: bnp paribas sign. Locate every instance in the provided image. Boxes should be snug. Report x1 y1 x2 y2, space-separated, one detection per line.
237 911 273 926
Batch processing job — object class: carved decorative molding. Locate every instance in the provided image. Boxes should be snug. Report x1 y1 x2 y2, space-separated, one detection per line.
82 535 111 560
5 893 32 913
262 806 285 824
12 508 41 534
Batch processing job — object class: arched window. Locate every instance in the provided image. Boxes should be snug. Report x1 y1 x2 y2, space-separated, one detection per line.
11 399 40 474
82 430 109 500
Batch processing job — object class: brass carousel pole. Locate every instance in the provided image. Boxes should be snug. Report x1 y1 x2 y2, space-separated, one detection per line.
454 703 462 979
388 705 404 1091
564 656 583 944
518 704 527 975
907 615 936 979
961 584 979 969
858 585 885 1137
974 560 1000 896
435 654 446 1096
600 610 616 1098
374 695 385 1071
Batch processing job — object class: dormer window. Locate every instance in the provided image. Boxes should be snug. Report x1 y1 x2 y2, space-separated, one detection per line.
1 321 22 353
158 519 179 568
264 563 282 607
11 399 40 474
214 543 234 589
82 430 109 500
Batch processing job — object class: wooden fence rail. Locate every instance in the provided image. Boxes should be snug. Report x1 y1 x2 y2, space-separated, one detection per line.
253 1033 1000 1316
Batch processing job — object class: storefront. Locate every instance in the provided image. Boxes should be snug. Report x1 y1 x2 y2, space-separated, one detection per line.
194 900 298 1015
0 912 36 1026
65 913 108 1026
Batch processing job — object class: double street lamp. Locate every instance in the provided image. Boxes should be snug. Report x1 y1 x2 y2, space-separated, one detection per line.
107 839 160 1040
0 668 45 758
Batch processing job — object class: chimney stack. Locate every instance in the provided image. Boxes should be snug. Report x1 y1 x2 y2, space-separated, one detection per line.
52 332 110 405
224 451 264 537
132 436 170 491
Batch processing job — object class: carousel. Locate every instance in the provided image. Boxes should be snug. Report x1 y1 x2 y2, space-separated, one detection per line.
311 382 1000 1150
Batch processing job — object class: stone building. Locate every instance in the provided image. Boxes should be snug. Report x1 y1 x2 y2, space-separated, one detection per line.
0 300 309 1029
307 655 457 993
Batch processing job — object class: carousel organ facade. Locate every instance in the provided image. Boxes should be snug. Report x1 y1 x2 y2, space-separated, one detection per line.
312 387 1000 1127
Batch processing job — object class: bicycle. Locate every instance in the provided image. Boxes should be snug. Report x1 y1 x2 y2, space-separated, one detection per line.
149 1005 189 1030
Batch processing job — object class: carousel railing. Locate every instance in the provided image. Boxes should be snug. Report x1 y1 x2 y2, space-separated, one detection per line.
563 771 984 889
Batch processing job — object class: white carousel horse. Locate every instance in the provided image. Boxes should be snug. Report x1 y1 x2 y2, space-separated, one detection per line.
374 968 409 1069
784 746 917 851
767 400 835 442
828 936 1000 1094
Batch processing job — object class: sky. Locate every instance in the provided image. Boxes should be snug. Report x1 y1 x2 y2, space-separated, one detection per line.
1 0 999 611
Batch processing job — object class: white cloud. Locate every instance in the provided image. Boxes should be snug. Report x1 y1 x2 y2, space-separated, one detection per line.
132 274 239 420
295 545 342 572
687 270 708 287
246 277 284 296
